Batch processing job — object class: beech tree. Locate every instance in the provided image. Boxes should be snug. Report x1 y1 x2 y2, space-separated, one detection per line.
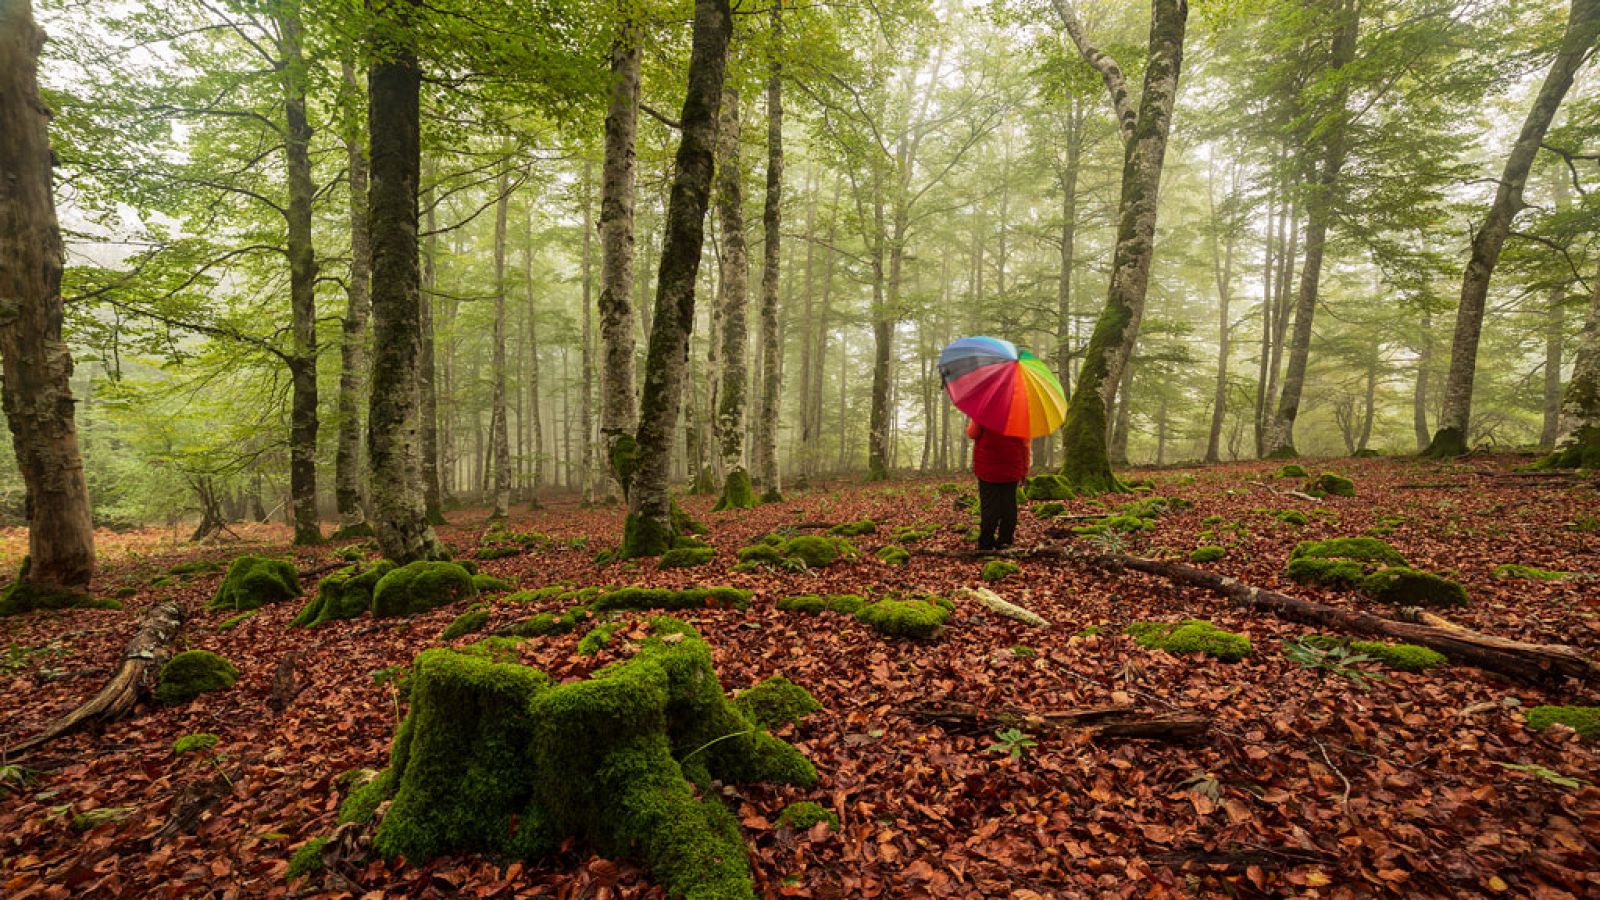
712 87 755 511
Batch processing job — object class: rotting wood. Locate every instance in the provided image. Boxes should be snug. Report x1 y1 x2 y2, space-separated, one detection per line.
952 586 1048 628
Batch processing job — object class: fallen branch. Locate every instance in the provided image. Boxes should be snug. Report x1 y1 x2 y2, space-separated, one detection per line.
5 599 187 757
952 586 1048 627
1245 480 1320 502
905 700 1210 741
1024 546 1600 688
1147 845 1331 869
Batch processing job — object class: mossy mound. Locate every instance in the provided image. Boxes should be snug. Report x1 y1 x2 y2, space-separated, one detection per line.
292 560 395 628
474 546 520 560
155 650 240 705
1525 705 1599 739
1275 464 1309 478
346 619 815 898
209 556 302 611
286 836 329 878
591 586 752 613
776 801 838 832
472 574 515 593
1274 510 1308 527
856 596 952 640
1033 502 1066 519
1360 567 1468 607
732 675 823 730
502 606 592 638
0 565 120 617
891 525 936 544
1492 563 1572 581
828 519 876 537
876 545 911 566
777 594 866 616
980 560 1019 582
782 535 852 568
1286 556 1370 590
1126 620 1251 662
659 546 716 569
1024 474 1074 501
714 468 758 512
441 605 491 640
735 543 786 566
371 561 477 619
1290 537 1409 567
1307 473 1356 498
170 559 223 576
1189 546 1226 563
1302 635 1446 672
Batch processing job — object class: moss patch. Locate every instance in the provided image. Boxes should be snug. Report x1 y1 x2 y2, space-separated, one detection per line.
591 586 751 612
503 606 592 638
1024 474 1074 501
1525 705 1599 739
1274 510 1309 527
472 574 515 593
876 545 910 566
855 596 952 640
776 801 838 832
286 836 329 879
1290 537 1409 567
828 519 876 537
209 556 302 611
1360 567 1468 607
155 650 240 705
1126 620 1251 662
732 676 822 730
292 561 394 628
1189 546 1226 563
441 605 491 640
782 535 852 568
371 561 476 618
777 594 866 616
1275 464 1309 478
1350 640 1446 673
659 546 716 569
1492 563 1572 581
980 560 1019 582
1307 473 1356 498
217 611 257 631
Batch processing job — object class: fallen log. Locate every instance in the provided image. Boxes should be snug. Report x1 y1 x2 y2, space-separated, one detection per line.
1025 546 1600 689
905 700 1210 741
5 599 186 756
952 586 1048 627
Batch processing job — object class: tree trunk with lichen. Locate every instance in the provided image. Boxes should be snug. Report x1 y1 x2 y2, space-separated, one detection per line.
1543 265 1600 468
278 2 321 545
365 0 442 564
1426 0 1600 458
490 171 512 519
0 0 95 595
754 27 784 503
334 59 372 537
712 87 755 512
1057 0 1187 494
599 13 641 503
420 176 445 525
621 0 732 557
580 161 596 505
524 211 545 508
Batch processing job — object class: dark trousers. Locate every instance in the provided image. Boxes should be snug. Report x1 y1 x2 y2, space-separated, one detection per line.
977 479 1019 552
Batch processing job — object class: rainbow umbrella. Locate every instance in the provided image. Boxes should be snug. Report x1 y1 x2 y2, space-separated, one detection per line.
939 336 1067 439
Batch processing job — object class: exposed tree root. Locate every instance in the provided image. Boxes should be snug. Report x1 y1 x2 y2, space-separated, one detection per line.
5 599 186 757
905 700 1210 741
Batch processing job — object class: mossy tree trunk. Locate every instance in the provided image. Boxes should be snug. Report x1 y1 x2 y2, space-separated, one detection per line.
599 12 641 503
278 1 321 545
0 0 96 593
490 170 512 520
1425 0 1600 458
754 20 784 502
713 86 756 511
365 0 443 564
622 0 732 557
1544 263 1600 468
335 58 372 537
1055 0 1188 494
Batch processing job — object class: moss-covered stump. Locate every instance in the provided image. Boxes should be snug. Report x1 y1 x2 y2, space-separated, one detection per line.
292 560 394 628
155 649 240 705
371 561 476 618
349 619 816 898
0 558 120 617
1126 620 1251 662
1525 705 1599 739
209 556 302 611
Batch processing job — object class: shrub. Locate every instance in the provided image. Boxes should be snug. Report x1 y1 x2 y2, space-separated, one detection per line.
658 546 716 569
876 545 911 566
856 596 952 640
777 801 838 832
210 556 302 611
1126 620 1251 662
371 561 476 618
828 519 877 537
981 560 1020 582
155 650 240 705
1189 546 1226 563
1525 706 1599 739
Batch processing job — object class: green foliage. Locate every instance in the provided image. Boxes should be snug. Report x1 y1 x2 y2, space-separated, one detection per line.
441 605 491 640
876 544 911 566
855 596 952 640
1525 706 1599 739
1282 639 1385 687
172 732 221 755
1189 546 1226 563
659 546 716 569
980 560 1020 582
210 556 302 611
1126 620 1251 662
293 561 394 628
591 586 752 612
828 519 877 536
371 561 476 618
986 727 1037 759
776 801 838 832
155 650 239 705
1492 564 1571 581
732 676 822 730
776 594 866 616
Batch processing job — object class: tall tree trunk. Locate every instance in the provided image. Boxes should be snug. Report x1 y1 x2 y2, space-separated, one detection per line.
866 173 892 482
419 174 445 524
1253 186 1276 457
525 211 544 507
713 86 755 511
1109 362 1133 467
1357 358 1377 454
580 160 596 504
1262 0 1358 459
334 59 372 537
796 170 817 480
599 11 641 501
621 0 731 556
754 22 784 502
1056 100 1083 461
1056 0 1188 493
1205 157 1236 463
1541 287 1565 450
1544 262 1600 468
0 0 95 594
490 171 512 519
365 0 442 563
279 2 321 544
1426 0 1600 457
1412 310 1431 451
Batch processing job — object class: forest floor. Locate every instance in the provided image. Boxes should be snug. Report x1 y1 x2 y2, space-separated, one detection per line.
2 454 1598 899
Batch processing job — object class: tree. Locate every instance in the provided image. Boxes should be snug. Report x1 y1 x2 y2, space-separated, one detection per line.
1053 0 1189 493
366 0 443 563
490 170 512 519
598 7 642 502
713 86 756 511
754 7 784 503
334 58 373 538
1544 265 1600 468
0 0 96 596
621 0 733 557
1425 0 1600 457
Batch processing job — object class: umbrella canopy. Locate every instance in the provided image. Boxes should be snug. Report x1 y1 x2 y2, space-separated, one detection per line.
939 336 1067 439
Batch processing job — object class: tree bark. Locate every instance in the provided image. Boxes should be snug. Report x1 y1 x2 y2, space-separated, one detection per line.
419 175 445 524
0 0 96 592
599 12 641 501
1205 157 1237 463
278 2 321 544
335 59 371 536
525 210 545 506
580 160 596 504
621 0 731 556
1056 99 1084 462
1057 0 1187 494
1541 287 1566 451
1426 0 1600 457
1544 261 1600 468
754 22 784 502
1412 310 1432 452
490 170 512 519
365 0 442 563
713 86 755 511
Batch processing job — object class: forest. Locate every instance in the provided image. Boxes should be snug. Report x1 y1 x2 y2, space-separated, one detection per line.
1 0 1599 895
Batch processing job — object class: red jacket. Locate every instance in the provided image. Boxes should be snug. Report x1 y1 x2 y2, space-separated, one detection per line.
967 420 1030 483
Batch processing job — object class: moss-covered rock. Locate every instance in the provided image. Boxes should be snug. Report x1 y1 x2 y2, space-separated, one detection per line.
782 535 850 568
1349 640 1446 673
659 546 716 569
348 619 815 898
876 545 910 566
209 556 302 611
441 605 491 640
777 594 866 616
155 650 240 705
1033 502 1066 519
1126 620 1251 662
1492 563 1572 581
1308 472 1356 498
828 519 876 537
1290 537 1409 567
980 560 1019 582
1024 474 1074 501
502 606 592 638
1525 705 1599 739
1274 510 1309 527
1189 546 1226 563
1360 567 1468 607
1275 464 1309 478
736 543 786 566
292 560 394 628
472 574 515 593
371 561 476 619
856 596 952 640
776 801 838 832
1285 556 1370 589
732 676 822 730
591 586 751 612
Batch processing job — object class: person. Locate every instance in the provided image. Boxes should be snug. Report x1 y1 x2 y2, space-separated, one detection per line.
966 418 1030 553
